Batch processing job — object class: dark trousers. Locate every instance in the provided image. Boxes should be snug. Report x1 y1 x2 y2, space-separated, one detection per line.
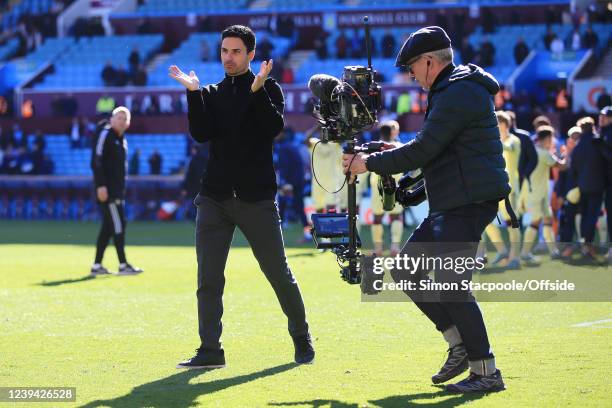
194 194 309 350
95 199 126 264
559 201 578 244
606 188 612 242
391 201 498 361
580 191 603 243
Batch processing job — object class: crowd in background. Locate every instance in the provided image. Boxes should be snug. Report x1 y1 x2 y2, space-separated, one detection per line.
100 48 148 87
0 124 54 174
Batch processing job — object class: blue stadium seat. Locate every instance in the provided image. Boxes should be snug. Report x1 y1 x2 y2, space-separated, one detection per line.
35 34 164 89
43 133 188 176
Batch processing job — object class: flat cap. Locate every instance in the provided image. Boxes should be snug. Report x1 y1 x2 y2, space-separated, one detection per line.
395 26 452 67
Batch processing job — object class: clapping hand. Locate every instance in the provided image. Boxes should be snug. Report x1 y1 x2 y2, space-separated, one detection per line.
168 65 200 91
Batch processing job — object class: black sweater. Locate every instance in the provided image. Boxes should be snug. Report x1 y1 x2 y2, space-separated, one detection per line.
91 124 127 200
186 69 285 201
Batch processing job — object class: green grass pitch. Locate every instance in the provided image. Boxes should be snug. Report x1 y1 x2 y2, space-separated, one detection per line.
0 220 610 407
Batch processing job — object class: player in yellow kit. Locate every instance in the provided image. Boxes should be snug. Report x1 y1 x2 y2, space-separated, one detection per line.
520 125 567 264
369 121 405 256
485 111 522 268
306 125 344 213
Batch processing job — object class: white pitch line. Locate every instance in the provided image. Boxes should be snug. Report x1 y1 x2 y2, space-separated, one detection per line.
572 318 612 327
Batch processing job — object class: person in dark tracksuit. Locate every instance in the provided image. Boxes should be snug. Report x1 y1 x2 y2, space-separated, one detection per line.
90 107 143 276
554 126 581 258
343 27 512 393
595 106 612 261
570 116 605 260
169 25 313 369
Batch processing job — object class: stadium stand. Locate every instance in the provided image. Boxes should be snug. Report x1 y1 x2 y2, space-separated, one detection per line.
44 133 188 175
36 34 164 89
137 0 249 14
467 23 612 82
45 133 187 176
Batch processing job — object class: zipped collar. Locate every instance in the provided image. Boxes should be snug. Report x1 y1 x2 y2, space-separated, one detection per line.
224 69 255 86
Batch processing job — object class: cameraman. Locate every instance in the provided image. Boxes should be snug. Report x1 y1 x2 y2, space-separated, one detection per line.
343 26 511 393
169 25 314 369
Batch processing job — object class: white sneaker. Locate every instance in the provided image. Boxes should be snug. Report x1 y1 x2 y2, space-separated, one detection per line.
90 265 114 276
118 263 144 275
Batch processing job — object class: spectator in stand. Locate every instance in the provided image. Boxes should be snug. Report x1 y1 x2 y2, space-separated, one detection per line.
69 117 82 148
314 32 328 60
101 61 117 86
129 148 140 175
115 65 129 87
9 124 25 151
461 38 476 64
128 48 140 77
258 34 274 61
132 64 148 86
543 25 556 50
2 144 20 174
148 150 162 175
550 34 565 56
582 26 599 49
566 27 582 51
479 37 496 67
381 29 396 58
335 30 348 59
513 37 529 65
81 117 96 147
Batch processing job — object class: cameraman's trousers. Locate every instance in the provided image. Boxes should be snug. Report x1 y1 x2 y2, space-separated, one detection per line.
391 200 498 361
194 194 309 350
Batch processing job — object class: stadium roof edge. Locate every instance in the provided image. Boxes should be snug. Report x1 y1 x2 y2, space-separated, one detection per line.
110 0 569 19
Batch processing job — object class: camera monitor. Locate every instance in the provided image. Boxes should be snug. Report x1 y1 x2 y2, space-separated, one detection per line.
311 213 362 249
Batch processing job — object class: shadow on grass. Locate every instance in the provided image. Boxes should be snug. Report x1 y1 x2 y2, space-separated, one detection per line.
37 275 98 286
0 220 322 248
270 388 490 407
286 252 318 258
79 363 296 408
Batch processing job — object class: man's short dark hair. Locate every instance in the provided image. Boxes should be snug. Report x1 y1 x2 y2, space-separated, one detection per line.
536 125 555 140
221 25 256 53
379 124 392 139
